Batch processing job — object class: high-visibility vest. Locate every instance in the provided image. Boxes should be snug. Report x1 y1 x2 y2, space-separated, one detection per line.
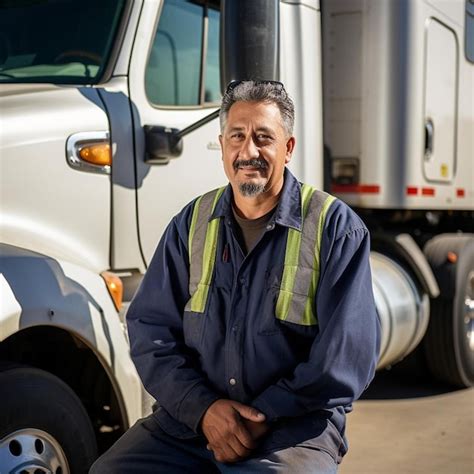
185 184 336 326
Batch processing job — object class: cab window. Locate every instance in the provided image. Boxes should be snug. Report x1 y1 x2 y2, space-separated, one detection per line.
0 0 126 84
145 0 221 107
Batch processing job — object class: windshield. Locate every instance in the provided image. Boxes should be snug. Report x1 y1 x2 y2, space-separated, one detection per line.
0 0 126 84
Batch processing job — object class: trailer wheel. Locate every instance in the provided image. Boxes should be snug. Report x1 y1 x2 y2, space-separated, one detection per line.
423 234 474 387
0 367 97 473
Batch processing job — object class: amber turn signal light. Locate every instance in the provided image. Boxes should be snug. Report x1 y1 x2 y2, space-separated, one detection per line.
79 143 111 166
447 251 457 264
101 271 123 311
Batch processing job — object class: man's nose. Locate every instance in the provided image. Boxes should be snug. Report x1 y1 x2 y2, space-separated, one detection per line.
239 135 259 159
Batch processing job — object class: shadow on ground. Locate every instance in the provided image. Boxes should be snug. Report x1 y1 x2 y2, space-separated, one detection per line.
361 368 463 400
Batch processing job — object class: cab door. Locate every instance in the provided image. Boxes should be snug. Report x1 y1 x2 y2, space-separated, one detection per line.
423 18 458 183
129 0 225 264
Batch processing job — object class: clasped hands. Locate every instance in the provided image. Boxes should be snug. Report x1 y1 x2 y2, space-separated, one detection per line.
200 399 270 463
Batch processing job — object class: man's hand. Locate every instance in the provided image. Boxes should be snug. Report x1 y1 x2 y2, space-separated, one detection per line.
242 418 270 440
201 399 267 463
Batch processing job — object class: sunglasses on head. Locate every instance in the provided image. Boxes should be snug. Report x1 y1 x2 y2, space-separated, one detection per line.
225 80 286 95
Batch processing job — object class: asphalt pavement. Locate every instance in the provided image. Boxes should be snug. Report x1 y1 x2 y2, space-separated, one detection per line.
339 370 474 474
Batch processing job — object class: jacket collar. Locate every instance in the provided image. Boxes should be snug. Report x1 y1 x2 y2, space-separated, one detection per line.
210 168 303 231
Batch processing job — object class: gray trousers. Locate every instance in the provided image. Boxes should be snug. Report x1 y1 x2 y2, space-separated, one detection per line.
90 415 339 474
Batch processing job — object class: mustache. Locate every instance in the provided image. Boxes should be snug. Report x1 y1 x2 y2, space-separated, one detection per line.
233 158 268 170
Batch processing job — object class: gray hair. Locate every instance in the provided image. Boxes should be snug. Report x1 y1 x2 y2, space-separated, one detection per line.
219 81 295 137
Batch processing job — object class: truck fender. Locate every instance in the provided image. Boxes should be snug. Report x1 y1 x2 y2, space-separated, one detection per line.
1 243 111 357
0 243 143 425
371 233 440 298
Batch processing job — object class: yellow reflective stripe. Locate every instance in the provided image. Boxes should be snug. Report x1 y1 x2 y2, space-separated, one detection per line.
189 187 225 313
302 194 336 325
275 184 315 320
317 195 336 259
188 195 203 264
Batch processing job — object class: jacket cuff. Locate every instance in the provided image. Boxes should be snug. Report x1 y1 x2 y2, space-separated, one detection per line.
252 385 301 422
177 383 220 433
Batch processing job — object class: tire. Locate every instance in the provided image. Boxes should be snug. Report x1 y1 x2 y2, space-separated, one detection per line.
0 367 98 474
423 234 474 387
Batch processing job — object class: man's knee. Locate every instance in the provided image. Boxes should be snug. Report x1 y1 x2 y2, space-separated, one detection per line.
88 457 100 474
88 417 156 473
89 452 113 474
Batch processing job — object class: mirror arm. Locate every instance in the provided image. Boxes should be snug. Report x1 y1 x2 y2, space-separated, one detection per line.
176 108 220 138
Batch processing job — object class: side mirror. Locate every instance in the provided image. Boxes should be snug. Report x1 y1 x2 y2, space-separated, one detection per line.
220 0 280 91
143 109 220 164
144 126 183 165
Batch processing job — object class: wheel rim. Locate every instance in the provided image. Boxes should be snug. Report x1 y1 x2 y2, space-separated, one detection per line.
465 270 474 353
0 428 69 474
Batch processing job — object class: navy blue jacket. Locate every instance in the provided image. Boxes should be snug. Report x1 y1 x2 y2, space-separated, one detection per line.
127 169 380 455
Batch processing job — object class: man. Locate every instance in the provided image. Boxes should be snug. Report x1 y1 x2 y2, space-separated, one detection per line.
90 81 380 473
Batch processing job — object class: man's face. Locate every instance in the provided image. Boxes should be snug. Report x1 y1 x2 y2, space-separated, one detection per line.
219 101 295 198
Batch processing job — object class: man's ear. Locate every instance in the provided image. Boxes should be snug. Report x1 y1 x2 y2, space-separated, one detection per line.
285 136 296 164
219 135 223 158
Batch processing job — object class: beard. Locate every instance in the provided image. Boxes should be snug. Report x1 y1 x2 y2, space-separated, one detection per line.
238 182 266 197
233 157 268 197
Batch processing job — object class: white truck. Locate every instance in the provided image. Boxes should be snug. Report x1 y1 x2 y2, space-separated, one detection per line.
0 0 472 472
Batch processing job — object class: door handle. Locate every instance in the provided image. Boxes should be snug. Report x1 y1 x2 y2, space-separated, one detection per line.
424 118 434 160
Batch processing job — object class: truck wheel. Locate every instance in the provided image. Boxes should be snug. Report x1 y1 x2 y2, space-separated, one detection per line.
0 367 97 473
423 234 474 387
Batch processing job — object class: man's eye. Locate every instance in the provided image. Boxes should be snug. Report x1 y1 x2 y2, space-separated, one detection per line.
257 134 271 141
